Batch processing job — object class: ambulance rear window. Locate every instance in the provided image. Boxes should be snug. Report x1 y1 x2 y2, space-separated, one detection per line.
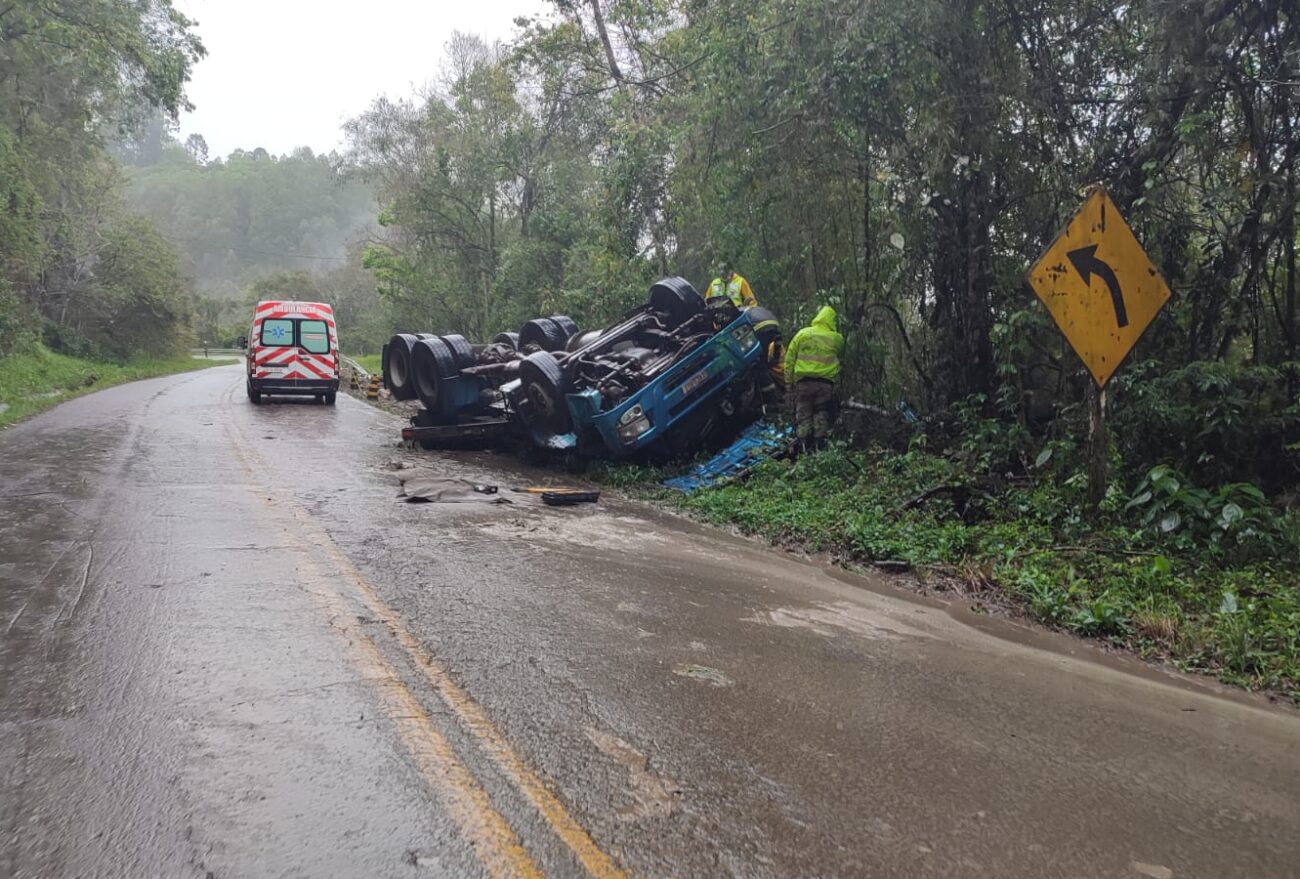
300 319 330 354
261 319 294 346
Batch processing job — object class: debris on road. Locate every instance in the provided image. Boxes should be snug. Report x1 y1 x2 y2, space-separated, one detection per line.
540 490 600 507
395 472 511 504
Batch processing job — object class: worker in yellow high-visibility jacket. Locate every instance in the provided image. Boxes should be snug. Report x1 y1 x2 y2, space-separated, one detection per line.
783 305 844 453
707 263 758 308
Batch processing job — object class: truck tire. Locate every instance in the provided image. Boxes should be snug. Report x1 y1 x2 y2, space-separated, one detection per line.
491 332 521 350
384 334 421 401
411 337 460 413
518 318 568 352
519 351 572 434
649 277 705 327
324 391 337 405
548 315 580 341
440 334 476 369
247 382 262 405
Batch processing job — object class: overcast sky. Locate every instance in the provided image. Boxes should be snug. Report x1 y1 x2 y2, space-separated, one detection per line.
176 0 545 159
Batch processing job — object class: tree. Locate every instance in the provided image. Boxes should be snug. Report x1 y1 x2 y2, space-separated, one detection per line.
0 0 205 356
184 133 210 165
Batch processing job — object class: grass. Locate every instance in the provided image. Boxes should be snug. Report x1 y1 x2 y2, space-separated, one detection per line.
0 343 236 428
592 443 1300 704
353 354 382 374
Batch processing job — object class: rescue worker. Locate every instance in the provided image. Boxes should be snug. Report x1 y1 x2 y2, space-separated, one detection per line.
708 264 758 308
783 305 844 454
747 307 785 404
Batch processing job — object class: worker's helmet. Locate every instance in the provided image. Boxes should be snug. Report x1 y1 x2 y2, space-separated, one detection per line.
745 306 781 344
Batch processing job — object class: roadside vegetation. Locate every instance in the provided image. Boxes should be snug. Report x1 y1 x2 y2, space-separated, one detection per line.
353 355 383 375
0 345 233 428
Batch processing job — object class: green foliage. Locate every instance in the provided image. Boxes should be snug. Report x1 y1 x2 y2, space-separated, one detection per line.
1110 361 1300 489
126 146 374 295
0 344 231 427
0 0 204 364
353 355 383 375
73 216 193 360
1123 465 1282 562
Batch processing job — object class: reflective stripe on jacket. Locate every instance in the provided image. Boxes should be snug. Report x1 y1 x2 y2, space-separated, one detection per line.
708 274 757 307
783 305 844 384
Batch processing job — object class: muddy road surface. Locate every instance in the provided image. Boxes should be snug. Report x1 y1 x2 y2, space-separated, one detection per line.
1 364 1298 878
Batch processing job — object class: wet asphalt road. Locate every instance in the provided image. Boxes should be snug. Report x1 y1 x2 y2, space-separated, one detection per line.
1 364 1298 879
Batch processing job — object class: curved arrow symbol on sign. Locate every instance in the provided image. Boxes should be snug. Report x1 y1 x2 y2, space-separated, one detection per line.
1067 245 1129 328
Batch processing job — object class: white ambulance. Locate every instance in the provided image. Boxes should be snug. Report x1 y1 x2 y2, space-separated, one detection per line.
244 300 340 404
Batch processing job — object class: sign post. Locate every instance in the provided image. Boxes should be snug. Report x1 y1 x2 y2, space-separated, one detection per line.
1026 185 1172 516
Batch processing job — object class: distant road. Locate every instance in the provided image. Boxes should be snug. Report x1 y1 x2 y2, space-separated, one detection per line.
2 363 1297 877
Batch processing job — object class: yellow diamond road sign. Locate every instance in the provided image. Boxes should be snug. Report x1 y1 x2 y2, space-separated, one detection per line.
1026 186 1171 388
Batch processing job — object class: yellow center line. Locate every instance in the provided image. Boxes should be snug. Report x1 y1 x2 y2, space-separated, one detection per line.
219 397 541 879
307 534 628 879
222 386 627 879
297 553 543 879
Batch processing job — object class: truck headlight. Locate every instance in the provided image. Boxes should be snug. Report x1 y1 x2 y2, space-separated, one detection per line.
616 404 652 442
730 324 757 351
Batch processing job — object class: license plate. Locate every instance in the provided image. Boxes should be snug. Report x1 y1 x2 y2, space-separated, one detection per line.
682 368 710 395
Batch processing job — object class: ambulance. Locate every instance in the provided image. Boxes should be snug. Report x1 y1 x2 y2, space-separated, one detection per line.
244 300 340 404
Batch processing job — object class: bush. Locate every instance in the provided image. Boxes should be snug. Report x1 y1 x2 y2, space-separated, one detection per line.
1110 360 1300 490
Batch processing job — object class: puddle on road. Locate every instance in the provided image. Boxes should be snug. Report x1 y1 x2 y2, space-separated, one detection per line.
745 601 931 642
584 726 681 820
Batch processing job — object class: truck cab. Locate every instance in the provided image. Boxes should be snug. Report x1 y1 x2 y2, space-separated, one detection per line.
245 300 340 405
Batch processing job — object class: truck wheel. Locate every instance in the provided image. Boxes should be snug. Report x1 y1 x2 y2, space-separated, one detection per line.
384 334 422 401
518 318 568 352
440 334 476 369
491 332 521 350
325 392 337 405
649 277 706 326
519 351 572 434
247 381 262 404
548 315 580 341
411 337 459 413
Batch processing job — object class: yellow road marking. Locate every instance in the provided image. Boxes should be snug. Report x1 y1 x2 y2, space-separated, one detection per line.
221 415 542 878
287 500 628 879
223 392 627 878
297 554 543 879
309 536 628 879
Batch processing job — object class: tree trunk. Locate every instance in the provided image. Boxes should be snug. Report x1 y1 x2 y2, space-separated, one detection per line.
589 1 625 92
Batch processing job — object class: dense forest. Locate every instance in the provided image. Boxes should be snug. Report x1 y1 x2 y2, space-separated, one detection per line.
0 0 203 360
123 143 378 347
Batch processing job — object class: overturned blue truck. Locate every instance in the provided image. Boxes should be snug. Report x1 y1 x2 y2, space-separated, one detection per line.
381 277 783 460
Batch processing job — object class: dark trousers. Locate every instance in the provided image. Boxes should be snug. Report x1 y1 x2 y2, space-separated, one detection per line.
793 378 835 442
